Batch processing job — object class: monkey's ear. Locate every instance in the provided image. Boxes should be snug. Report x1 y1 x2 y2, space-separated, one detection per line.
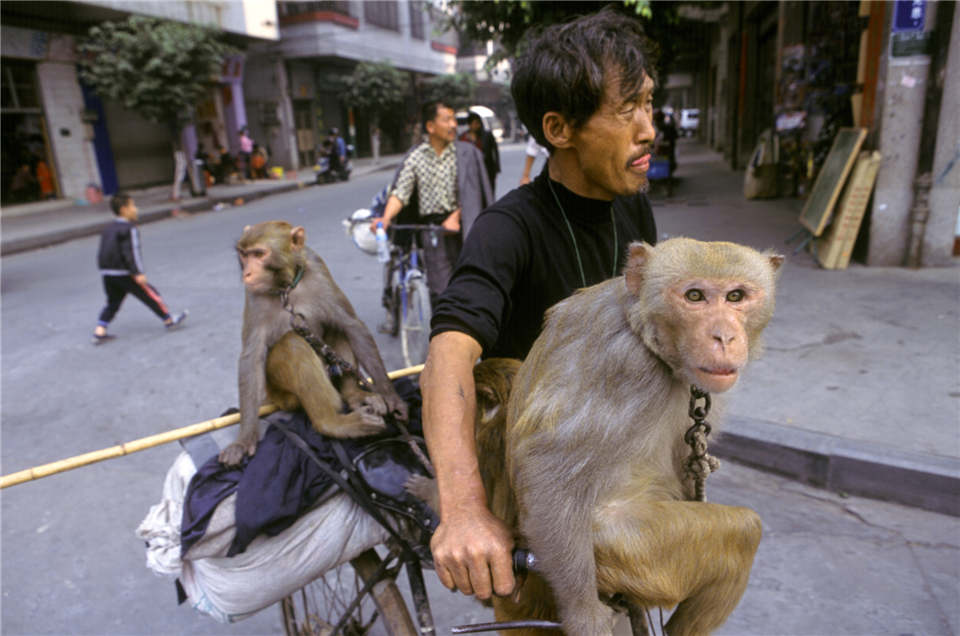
290 226 306 250
768 253 785 271
624 242 652 295
542 111 572 149
242 225 252 233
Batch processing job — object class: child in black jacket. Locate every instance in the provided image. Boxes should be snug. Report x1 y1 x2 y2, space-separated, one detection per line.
92 193 187 344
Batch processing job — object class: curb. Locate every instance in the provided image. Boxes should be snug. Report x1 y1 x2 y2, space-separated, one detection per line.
714 415 960 517
1 161 402 257
0 180 310 256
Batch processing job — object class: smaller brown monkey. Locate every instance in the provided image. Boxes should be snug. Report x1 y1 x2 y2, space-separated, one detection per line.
220 221 407 466
485 238 783 635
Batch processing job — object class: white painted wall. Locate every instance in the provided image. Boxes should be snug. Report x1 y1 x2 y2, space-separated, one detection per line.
80 0 278 40
36 61 103 199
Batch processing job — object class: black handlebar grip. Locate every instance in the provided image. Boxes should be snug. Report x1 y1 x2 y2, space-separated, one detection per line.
513 548 538 574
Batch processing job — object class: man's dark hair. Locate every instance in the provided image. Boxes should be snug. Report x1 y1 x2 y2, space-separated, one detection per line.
110 192 132 216
421 100 451 132
511 7 658 152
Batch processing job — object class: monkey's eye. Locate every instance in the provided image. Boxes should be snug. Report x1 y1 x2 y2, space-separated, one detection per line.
684 289 705 302
726 289 745 302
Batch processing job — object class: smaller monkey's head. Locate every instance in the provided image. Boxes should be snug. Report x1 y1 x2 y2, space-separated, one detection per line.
235 220 307 295
624 238 784 393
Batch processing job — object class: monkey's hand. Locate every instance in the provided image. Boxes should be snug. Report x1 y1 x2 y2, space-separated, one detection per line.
345 393 388 417
218 434 258 467
329 408 388 438
385 392 409 422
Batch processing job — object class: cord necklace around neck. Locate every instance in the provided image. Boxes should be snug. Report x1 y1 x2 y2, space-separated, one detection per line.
547 176 618 288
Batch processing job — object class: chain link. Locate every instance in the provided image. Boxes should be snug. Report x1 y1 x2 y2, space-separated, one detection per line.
683 385 720 502
278 285 434 477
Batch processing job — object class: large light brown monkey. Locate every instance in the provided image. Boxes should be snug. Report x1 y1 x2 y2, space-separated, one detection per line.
219 220 408 466
480 238 783 635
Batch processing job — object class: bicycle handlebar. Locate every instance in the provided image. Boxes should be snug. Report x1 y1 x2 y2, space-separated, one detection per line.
388 223 458 234
512 548 538 574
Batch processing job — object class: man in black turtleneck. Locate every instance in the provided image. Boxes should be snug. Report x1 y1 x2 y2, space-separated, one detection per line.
420 7 659 602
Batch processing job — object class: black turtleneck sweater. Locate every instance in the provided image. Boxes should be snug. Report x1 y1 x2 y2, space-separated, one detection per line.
431 165 657 360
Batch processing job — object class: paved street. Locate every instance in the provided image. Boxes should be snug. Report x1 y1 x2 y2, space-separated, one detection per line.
2 144 957 635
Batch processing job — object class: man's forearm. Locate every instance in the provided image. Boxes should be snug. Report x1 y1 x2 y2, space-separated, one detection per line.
381 195 404 226
421 331 486 515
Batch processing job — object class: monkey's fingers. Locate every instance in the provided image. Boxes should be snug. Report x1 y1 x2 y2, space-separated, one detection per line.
218 442 250 467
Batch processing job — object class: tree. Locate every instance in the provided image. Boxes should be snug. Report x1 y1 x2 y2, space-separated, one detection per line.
443 1 687 80
421 72 476 109
342 61 410 147
78 16 236 199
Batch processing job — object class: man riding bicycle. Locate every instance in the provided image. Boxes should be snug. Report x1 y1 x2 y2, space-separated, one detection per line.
420 7 660 602
369 100 493 332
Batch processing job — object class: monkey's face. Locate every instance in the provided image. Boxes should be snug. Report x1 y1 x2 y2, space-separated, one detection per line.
659 278 767 393
236 221 307 295
625 239 782 394
237 244 276 294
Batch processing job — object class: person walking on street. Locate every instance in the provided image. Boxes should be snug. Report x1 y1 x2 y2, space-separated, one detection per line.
91 193 188 344
420 7 659 601
459 112 501 194
238 126 253 179
369 100 493 303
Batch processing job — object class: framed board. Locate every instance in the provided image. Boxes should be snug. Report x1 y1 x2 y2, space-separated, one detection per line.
799 127 867 236
815 150 882 269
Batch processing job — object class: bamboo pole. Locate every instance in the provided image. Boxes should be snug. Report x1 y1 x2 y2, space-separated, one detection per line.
0 364 424 490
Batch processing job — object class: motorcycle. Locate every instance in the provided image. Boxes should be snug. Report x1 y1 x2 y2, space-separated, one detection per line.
315 143 354 184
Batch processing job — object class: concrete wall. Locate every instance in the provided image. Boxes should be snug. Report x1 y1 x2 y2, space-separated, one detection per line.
276 0 454 75
80 0 278 40
36 60 103 199
243 48 297 170
923 6 960 266
868 10 935 265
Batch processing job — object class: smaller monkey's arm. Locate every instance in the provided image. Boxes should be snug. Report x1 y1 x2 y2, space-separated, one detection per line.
237 335 269 432
421 331 516 600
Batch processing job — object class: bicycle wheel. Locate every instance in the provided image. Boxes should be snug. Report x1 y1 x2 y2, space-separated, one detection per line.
400 277 431 368
280 548 416 636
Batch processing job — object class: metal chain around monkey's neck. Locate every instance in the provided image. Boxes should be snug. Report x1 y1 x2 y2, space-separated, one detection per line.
278 280 435 477
684 386 721 502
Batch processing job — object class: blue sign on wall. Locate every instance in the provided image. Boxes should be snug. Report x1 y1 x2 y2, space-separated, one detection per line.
893 0 926 32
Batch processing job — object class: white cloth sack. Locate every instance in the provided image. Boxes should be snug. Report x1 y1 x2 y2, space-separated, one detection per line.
136 451 389 623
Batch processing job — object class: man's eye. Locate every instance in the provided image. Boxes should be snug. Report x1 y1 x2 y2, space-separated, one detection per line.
727 289 745 302
685 289 705 302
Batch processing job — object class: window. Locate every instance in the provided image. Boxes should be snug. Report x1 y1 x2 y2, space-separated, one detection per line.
1 60 40 111
278 1 349 18
409 1 425 40
364 1 399 31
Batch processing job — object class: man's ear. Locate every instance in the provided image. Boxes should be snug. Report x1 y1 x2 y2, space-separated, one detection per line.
542 111 573 149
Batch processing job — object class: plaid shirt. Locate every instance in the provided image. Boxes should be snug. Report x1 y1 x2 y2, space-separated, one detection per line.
392 141 458 218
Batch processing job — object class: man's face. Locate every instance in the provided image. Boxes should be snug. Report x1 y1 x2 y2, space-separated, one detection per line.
568 73 656 200
426 106 457 145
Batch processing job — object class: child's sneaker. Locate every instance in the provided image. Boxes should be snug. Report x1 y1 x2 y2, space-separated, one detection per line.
166 310 189 330
91 332 116 345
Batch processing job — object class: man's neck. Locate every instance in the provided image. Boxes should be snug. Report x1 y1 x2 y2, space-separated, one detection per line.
428 136 450 155
547 151 614 201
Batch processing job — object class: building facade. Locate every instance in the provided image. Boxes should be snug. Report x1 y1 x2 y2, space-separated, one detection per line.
677 0 958 267
1 0 277 205
243 0 457 172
